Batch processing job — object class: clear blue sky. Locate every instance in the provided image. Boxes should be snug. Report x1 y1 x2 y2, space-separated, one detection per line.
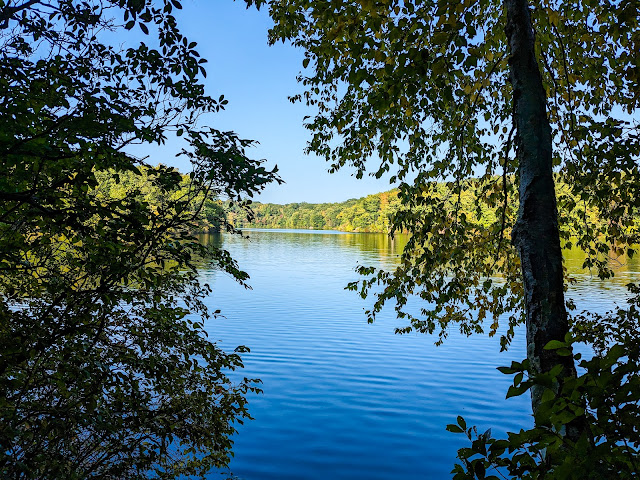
156 0 396 204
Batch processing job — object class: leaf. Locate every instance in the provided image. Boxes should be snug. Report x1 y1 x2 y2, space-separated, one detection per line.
457 415 467 430
446 424 465 433
514 372 523 385
544 340 566 350
506 383 529 399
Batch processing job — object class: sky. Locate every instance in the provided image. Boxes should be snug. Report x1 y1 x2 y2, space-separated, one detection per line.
143 1 397 205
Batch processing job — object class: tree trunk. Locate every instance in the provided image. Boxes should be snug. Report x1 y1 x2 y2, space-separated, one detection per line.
505 0 577 416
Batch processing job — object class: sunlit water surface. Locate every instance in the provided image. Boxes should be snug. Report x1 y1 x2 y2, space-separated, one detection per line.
198 230 638 479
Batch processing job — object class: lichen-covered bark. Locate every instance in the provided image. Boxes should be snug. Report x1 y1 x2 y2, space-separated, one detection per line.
505 0 577 414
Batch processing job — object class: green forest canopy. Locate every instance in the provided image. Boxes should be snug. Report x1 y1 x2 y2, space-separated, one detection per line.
95 170 613 239
230 180 606 236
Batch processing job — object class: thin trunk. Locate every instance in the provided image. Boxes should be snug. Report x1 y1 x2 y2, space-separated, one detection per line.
505 0 577 415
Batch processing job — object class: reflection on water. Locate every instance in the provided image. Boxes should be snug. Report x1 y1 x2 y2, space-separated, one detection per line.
196 230 637 480
199 229 409 268
200 228 640 291
564 243 640 284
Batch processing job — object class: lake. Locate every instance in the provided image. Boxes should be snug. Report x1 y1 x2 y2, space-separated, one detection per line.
198 229 637 479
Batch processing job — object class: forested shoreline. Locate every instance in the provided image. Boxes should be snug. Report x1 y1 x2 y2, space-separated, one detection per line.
228 190 401 232
229 180 607 237
94 166 227 232
98 171 622 242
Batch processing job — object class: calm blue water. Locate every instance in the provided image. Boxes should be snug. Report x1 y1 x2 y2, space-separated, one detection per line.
198 230 636 479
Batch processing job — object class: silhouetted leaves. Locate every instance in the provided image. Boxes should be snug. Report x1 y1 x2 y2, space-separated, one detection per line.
0 1 279 477
258 0 640 345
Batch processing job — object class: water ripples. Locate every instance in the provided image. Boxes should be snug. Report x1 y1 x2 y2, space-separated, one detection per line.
199 230 634 479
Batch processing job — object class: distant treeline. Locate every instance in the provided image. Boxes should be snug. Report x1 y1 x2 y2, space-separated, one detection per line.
228 179 605 234
96 168 403 233
94 166 226 232
227 191 402 232
98 172 606 236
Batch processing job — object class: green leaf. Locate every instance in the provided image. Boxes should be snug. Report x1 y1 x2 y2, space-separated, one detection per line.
506 383 530 399
457 415 467 430
544 340 566 350
497 366 516 374
446 424 465 433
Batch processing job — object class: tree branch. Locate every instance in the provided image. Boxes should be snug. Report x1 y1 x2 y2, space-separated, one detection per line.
0 0 43 29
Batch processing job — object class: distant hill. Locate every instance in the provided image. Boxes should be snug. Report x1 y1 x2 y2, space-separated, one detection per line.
227 190 402 233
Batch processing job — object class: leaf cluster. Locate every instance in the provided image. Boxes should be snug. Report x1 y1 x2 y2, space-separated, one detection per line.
450 319 640 479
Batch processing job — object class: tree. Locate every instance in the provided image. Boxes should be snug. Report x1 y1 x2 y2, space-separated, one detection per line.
0 0 279 477
248 0 640 473
504 0 576 422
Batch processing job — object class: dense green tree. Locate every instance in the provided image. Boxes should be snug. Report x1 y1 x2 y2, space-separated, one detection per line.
95 166 228 232
310 211 326 229
0 0 278 477
248 0 639 475
233 191 400 232
235 184 607 235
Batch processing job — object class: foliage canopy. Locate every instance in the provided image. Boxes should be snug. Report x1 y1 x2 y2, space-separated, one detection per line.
252 0 639 344
0 0 278 477
249 0 640 477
